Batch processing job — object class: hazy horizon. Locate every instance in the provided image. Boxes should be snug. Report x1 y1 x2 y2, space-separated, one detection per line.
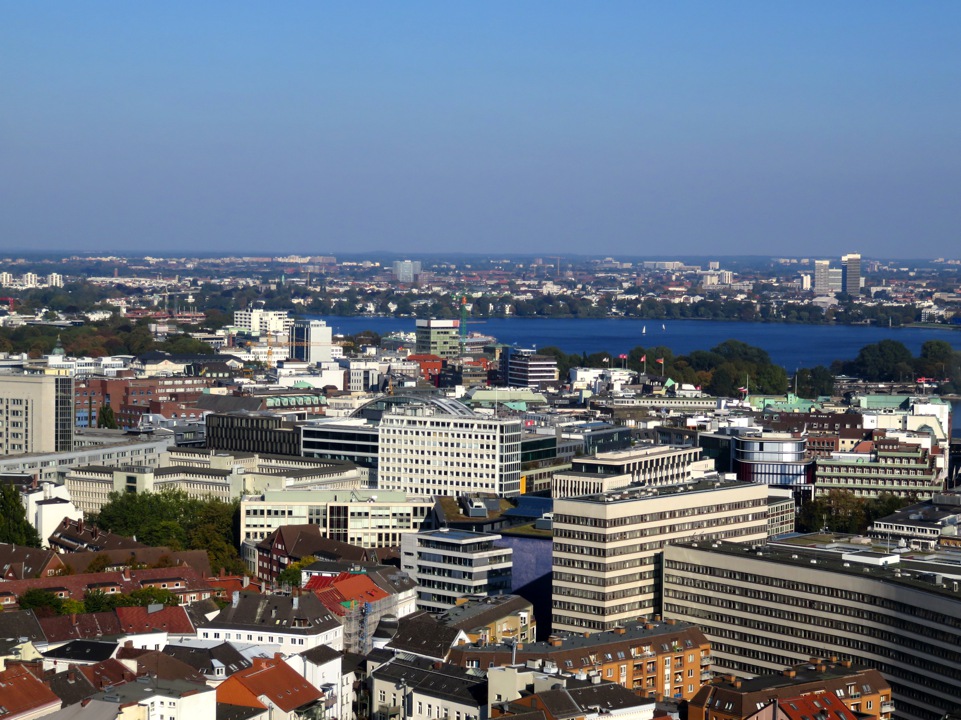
3 3 960 258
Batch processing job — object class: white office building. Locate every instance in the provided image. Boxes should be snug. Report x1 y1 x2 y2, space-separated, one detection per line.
552 479 770 633
401 528 513 612
378 404 522 497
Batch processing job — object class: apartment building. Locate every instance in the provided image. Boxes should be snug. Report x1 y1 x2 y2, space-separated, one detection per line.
552 444 706 498
378 405 522 497
233 306 293 337
815 436 943 499
0 373 74 454
552 480 770 633
401 529 512 612
370 656 488 720
436 594 536 645
239 489 434 545
663 541 961 720
447 619 711 702
688 661 892 720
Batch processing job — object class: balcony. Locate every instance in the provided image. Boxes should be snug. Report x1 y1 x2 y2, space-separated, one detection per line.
701 672 712 682
700 656 712 666
377 704 402 720
881 702 895 714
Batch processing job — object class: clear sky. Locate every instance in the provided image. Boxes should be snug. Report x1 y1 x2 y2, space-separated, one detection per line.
2 2 960 258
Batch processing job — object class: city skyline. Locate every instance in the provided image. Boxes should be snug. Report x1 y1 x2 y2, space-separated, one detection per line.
3 3 960 258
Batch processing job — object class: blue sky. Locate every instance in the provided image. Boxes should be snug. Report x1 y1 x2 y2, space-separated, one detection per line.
2 2 960 258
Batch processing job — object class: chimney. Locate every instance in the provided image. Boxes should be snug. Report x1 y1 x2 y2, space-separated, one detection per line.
644 623 654 630
71 614 77 626
829 655 838 663
733 679 742 689
816 664 826 673
242 575 250 588
293 596 299 611
583 632 591 639
840 660 852 668
232 591 240 608
613 627 626 635
782 669 796 678
433 662 443 670
549 636 563 647
665 618 677 625
121 568 130 581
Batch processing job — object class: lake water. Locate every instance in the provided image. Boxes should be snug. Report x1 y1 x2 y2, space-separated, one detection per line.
310 315 961 371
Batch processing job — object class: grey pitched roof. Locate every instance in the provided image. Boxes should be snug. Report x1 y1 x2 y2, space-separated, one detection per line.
438 595 532 632
300 644 342 666
47 668 98 706
0 610 46 654
206 592 341 635
372 656 487 707
385 616 462 661
164 642 252 678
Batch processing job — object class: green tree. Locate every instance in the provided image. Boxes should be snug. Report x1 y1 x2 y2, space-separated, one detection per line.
83 589 117 613
277 556 317 589
18 589 63 616
0 485 41 547
96 404 118 429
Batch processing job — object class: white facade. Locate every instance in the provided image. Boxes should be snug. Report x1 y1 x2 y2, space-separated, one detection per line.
0 374 74 455
378 407 522 497
233 307 294 336
401 529 512 612
290 319 334 365
21 482 83 547
552 480 770 632
240 489 434 545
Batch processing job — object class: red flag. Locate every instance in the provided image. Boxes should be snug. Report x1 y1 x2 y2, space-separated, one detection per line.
618 354 627 360
656 358 665 364
640 355 646 362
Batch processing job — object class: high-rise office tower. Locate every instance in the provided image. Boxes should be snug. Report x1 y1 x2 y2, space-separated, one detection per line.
841 253 861 296
392 260 422 284
813 260 831 294
289 319 333 364
0 374 74 454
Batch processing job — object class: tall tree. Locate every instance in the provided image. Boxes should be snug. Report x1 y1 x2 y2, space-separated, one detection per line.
0 485 41 547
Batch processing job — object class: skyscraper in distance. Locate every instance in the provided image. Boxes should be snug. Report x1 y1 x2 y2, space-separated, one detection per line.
841 253 861 296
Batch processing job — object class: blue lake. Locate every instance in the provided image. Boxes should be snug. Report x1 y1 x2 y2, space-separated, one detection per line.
309 316 961 371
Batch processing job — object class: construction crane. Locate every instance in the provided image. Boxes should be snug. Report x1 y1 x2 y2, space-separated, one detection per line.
0 297 15 312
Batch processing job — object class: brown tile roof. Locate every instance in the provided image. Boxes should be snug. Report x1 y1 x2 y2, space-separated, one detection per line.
38 613 123 644
60 548 212 578
114 605 195 635
78 659 136 691
0 566 211 606
0 664 61 719
0 544 62 581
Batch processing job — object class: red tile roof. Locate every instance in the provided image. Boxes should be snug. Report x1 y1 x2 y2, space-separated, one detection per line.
38 612 123 643
216 658 322 713
777 692 860 720
78 659 137 691
0 567 211 606
114 605 195 635
0 664 61 720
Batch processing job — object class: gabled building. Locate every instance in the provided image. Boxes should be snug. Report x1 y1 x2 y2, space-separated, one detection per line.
254 524 373 584
199 591 343 653
217 656 324 720
447 620 711 702
688 663 891 720
436 595 536 645
369 655 488 720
